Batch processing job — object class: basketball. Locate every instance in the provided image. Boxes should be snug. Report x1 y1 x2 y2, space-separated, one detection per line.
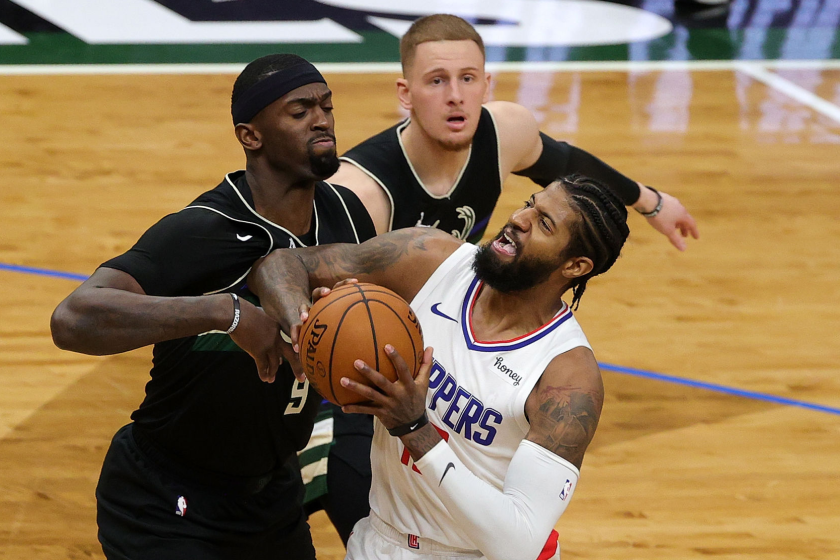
299 283 425 406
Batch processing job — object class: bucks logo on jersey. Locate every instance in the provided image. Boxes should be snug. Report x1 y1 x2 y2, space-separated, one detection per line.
451 206 476 240
415 205 476 241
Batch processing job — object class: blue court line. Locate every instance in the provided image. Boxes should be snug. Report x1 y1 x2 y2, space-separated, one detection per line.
0 262 89 281
2 261 838 416
600 362 840 416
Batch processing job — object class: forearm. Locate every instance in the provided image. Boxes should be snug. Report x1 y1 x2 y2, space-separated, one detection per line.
248 251 313 329
514 133 642 205
51 289 232 355
413 440 579 560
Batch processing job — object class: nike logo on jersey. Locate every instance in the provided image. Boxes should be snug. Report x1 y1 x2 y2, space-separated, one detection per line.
439 462 455 486
431 303 457 323
236 234 253 242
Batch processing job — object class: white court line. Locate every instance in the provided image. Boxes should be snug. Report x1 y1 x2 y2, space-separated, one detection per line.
735 63 840 125
3 59 840 125
3 59 840 76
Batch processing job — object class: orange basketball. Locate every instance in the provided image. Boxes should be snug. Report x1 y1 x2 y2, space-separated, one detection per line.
299 283 424 406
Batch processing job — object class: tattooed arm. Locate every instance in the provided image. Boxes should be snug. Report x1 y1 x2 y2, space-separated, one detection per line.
249 227 461 333
397 346 601 560
524 346 603 469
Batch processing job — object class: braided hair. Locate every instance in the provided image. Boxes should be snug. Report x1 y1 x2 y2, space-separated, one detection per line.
558 174 630 310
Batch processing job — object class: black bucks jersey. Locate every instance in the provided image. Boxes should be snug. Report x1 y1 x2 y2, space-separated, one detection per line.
340 107 503 244
101 171 376 477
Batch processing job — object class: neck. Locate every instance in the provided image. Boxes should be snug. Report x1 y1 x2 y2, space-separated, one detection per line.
401 119 471 195
470 281 569 342
244 161 316 236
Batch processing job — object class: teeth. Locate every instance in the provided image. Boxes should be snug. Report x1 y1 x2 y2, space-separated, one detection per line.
503 232 513 244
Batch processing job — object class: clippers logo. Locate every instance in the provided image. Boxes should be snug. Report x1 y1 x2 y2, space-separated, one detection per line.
175 496 187 517
408 534 420 549
428 360 502 446
304 319 328 375
560 479 573 501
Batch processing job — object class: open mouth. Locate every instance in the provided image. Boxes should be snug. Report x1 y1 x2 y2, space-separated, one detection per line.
492 230 518 257
446 114 467 130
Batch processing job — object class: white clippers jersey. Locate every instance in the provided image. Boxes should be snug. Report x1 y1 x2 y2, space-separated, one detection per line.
369 243 592 550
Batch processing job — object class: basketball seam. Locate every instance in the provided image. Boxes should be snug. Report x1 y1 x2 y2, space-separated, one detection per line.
370 298 421 378
330 300 367 406
357 284 379 373
307 288 366 406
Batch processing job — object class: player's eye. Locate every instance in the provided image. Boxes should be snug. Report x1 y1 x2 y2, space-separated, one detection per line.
292 110 307 119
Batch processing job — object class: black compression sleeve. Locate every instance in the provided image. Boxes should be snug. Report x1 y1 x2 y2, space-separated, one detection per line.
513 132 642 205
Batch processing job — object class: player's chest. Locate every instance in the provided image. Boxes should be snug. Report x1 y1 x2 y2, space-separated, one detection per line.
424 347 534 449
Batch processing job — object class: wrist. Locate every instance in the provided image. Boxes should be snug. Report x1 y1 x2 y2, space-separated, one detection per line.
398 420 443 462
633 186 663 218
388 411 428 437
224 293 241 334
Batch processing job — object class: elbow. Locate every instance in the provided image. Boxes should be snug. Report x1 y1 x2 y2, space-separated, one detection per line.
50 303 75 351
50 301 91 353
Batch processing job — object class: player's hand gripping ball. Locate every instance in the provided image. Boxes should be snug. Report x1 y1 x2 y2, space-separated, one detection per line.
299 283 424 406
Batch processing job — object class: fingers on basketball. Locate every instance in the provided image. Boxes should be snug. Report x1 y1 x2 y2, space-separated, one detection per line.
297 283 424 406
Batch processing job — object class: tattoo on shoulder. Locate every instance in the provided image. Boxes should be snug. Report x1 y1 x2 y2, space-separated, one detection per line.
529 384 603 467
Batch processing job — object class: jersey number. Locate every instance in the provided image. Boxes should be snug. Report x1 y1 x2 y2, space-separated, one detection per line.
285 380 309 415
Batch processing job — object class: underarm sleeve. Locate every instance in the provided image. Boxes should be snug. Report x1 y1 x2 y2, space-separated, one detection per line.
414 439 579 560
513 132 642 205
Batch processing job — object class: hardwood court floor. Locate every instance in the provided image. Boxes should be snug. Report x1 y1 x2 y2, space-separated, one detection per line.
1 68 839 560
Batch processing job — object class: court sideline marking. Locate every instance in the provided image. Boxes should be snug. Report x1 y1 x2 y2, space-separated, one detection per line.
4 59 840 125
3 262 838 416
734 63 840 125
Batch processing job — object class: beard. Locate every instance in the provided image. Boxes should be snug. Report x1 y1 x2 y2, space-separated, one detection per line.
308 148 340 179
472 238 561 293
435 135 472 152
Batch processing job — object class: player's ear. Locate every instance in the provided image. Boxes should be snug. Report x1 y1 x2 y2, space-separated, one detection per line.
561 256 593 280
235 123 262 152
396 78 412 111
482 72 492 104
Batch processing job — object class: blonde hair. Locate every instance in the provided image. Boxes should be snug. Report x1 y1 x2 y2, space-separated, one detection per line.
400 14 485 75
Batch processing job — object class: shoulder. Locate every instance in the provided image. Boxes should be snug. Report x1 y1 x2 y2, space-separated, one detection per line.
484 102 542 175
313 181 377 242
484 101 538 133
329 162 393 235
140 206 242 242
331 160 386 194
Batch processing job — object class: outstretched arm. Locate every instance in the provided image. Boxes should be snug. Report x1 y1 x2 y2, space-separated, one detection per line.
249 227 461 341
51 267 290 382
341 345 602 560
487 101 699 251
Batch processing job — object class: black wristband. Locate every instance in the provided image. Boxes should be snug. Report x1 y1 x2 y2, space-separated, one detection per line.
387 412 429 437
225 293 241 335
635 187 663 218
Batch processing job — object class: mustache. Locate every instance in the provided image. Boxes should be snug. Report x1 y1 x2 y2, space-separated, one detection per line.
309 133 336 145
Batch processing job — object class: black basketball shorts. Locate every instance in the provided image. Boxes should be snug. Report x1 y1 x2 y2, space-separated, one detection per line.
96 424 316 560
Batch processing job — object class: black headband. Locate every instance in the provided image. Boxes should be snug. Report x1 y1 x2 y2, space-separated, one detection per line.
231 62 326 124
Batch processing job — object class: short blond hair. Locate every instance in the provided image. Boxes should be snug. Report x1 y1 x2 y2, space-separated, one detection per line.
400 14 485 75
